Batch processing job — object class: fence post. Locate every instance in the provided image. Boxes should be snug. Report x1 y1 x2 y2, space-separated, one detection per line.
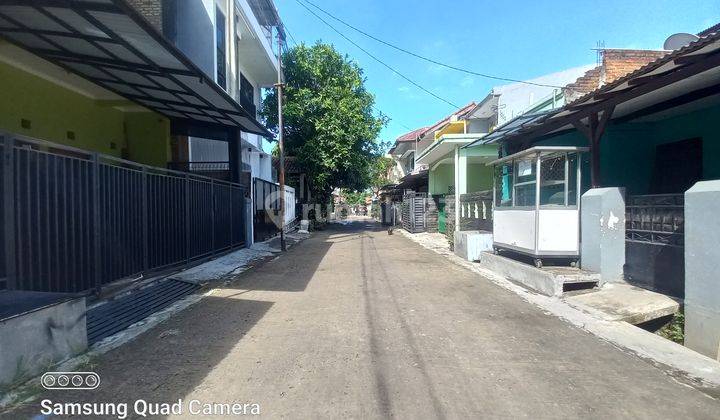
3 136 16 290
141 167 149 271
185 173 190 263
91 153 102 294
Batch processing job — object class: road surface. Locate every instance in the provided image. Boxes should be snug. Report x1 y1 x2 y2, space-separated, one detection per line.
5 219 719 419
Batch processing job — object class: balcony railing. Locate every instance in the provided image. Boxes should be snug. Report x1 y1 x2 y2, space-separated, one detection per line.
167 161 231 181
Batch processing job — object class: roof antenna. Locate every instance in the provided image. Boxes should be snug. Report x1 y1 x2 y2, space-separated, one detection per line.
596 40 605 66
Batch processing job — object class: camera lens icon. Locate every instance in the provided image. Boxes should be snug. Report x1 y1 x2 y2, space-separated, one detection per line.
41 375 56 388
57 375 69 387
41 372 100 390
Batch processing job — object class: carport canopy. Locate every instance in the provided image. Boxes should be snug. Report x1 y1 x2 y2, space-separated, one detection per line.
0 0 272 137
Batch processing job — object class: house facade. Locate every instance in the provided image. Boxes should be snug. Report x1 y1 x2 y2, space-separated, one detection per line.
407 66 595 236
0 0 290 386
130 0 283 241
470 31 720 359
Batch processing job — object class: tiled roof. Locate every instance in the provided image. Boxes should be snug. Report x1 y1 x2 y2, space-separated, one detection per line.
423 102 477 135
698 22 720 37
396 126 429 143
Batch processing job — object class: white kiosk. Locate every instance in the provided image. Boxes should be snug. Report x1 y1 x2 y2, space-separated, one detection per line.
490 146 589 267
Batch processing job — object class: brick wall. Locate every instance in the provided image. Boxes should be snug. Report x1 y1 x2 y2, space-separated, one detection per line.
126 0 163 33
565 49 668 102
601 49 668 84
565 67 603 102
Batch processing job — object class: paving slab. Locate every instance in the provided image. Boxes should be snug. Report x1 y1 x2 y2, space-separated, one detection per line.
565 283 680 324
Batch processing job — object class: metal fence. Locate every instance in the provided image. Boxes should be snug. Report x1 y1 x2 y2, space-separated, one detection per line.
625 193 684 297
1 133 246 294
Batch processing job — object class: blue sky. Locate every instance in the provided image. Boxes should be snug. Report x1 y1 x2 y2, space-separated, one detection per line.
276 0 720 144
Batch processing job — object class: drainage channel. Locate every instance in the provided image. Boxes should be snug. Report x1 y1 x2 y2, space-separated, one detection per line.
86 279 200 345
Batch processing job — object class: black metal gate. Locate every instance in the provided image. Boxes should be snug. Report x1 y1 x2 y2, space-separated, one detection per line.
253 177 280 242
625 194 684 297
1 133 246 294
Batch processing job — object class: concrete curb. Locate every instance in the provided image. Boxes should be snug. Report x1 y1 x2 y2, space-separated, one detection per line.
398 229 720 392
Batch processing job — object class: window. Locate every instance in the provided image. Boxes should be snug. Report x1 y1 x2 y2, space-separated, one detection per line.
406 152 415 172
513 157 536 206
238 72 255 115
495 163 514 207
216 8 226 90
495 151 584 209
539 154 566 205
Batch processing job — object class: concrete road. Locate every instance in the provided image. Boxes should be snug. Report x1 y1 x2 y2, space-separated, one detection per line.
6 220 720 419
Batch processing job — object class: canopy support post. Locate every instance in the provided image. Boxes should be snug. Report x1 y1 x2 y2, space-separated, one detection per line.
572 106 614 188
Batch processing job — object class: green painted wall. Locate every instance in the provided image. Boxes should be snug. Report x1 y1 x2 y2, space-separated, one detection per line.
0 60 170 167
531 104 720 195
430 163 454 195
468 163 493 192
429 161 494 195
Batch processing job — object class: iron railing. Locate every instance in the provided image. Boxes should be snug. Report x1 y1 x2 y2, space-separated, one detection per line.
1 132 246 294
167 161 230 172
626 194 684 247
167 161 231 181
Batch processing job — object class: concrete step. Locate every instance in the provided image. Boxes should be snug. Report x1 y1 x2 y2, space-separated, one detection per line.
563 283 681 325
476 252 600 297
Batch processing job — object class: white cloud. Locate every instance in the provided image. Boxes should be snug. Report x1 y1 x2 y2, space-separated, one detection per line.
460 76 475 87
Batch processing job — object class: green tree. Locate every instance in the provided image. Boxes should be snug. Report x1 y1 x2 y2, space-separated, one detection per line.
369 155 395 199
343 189 367 205
261 42 387 202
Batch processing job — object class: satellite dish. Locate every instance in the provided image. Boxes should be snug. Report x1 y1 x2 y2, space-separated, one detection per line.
664 33 700 50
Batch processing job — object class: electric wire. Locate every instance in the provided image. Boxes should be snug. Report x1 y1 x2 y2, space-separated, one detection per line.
293 0 461 108
298 0 566 89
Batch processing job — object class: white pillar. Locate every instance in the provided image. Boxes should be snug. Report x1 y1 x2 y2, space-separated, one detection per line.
454 146 468 232
685 180 720 361
580 187 625 281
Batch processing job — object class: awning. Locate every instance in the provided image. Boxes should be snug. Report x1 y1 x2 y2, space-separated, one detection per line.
416 133 485 165
395 169 428 191
0 0 272 137
467 111 554 147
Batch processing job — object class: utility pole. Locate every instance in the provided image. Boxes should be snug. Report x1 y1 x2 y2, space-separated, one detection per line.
276 29 287 251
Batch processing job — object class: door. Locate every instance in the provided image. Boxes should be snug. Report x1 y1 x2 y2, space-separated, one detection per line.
650 137 703 194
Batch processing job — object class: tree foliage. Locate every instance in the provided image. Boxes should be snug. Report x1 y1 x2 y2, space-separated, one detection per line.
369 155 395 198
261 42 387 202
342 190 367 205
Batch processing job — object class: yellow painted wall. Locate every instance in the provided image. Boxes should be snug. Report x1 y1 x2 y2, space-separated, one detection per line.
434 121 466 140
125 112 171 167
0 60 170 166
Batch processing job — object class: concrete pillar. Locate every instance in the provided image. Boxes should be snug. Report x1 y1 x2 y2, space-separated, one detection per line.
685 180 720 361
453 147 468 232
244 197 254 246
580 187 625 282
